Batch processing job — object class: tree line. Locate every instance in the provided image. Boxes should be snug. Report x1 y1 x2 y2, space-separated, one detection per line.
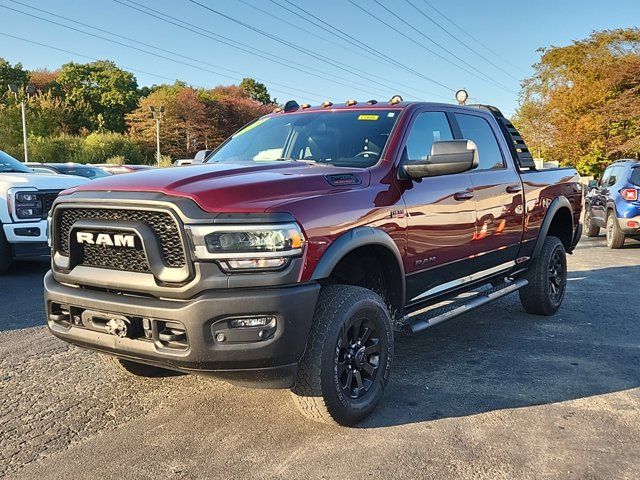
0 59 274 165
513 28 640 175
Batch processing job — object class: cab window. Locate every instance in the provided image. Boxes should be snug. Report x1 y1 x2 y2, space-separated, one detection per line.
404 112 453 160
454 113 505 170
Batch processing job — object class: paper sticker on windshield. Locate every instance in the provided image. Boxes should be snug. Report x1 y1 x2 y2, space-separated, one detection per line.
358 114 379 121
233 117 270 137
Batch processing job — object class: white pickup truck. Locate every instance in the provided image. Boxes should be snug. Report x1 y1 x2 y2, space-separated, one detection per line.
1 150 89 274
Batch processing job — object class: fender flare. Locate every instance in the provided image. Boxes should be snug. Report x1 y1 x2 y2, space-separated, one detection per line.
531 196 574 259
311 226 406 307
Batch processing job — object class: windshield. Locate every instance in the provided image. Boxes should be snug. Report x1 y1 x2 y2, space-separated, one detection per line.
207 110 400 168
57 165 110 179
0 151 31 174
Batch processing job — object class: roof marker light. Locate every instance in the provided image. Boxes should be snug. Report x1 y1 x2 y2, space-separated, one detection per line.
346 99 358 106
273 107 283 113
389 95 403 105
366 99 378 105
283 100 300 112
321 101 333 108
301 103 311 109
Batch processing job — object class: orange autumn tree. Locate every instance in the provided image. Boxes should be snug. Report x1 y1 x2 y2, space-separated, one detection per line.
513 28 640 175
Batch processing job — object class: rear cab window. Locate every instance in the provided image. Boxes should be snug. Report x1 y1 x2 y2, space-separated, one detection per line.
454 113 505 170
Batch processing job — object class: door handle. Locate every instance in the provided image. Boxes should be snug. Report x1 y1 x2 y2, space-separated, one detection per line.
506 184 522 193
454 190 474 201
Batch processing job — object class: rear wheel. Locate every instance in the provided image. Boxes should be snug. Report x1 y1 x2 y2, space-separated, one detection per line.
99 353 177 378
606 212 625 249
291 285 394 426
0 228 12 275
584 209 600 237
519 236 567 316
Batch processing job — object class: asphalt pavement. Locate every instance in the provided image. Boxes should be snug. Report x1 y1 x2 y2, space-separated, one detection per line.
1 235 639 479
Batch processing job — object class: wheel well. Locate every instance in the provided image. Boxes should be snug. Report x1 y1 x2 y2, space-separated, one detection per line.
322 245 404 317
546 207 573 250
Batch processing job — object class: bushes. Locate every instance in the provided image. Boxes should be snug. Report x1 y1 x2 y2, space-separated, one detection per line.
24 132 154 164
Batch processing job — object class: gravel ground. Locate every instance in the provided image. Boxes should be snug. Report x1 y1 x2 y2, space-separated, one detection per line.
1 235 639 479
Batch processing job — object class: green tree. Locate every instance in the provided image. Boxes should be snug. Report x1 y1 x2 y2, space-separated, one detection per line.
240 77 274 105
0 58 29 100
56 60 140 133
514 28 640 175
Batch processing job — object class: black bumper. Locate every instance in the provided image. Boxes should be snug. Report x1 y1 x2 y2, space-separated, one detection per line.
12 241 50 259
44 271 320 388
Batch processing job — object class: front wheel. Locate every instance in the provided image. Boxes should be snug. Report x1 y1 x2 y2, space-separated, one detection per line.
606 213 625 249
291 285 394 426
519 236 567 316
584 208 600 237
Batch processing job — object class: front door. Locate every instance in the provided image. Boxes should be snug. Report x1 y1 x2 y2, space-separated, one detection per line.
452 112 524 270
398 109 477 306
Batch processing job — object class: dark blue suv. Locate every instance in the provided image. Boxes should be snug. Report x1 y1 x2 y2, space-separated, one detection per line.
585 159 640 248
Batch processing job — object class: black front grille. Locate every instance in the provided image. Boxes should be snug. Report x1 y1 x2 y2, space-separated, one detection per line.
55 207 186 272
42 192 58 216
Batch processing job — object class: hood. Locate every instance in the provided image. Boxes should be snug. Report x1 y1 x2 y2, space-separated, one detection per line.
74 161 371 212
0 172 90 192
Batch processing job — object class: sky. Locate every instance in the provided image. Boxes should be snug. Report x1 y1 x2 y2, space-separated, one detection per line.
1 0 639 117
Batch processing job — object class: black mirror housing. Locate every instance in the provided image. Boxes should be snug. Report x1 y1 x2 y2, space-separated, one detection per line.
403 140 478 179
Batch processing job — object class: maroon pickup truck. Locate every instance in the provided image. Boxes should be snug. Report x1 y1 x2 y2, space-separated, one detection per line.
45 98 583 425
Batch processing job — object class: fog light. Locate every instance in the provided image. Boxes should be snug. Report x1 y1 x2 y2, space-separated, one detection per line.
229 316 276 328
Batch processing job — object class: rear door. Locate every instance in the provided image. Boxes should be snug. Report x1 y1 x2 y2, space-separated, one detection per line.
398 108 477 305
452 112 524 270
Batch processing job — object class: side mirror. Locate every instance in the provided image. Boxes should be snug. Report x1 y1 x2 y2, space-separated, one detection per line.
588 179 598 190
403 140 478 179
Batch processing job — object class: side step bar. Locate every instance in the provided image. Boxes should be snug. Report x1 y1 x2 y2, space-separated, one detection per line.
403 278 528 334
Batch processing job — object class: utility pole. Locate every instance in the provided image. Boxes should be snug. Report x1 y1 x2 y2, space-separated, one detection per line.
8 84 35 162
149 105 165 167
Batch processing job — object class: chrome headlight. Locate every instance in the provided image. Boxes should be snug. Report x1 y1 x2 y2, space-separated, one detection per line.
186 223 305 271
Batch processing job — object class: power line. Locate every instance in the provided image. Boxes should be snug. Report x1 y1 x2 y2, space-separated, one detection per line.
116 0 414 100
0 0 322 98
0 31 177 84
6 0 325 101
365 0 516 93
403 0 521 81
186 0 432 99
273 0 455 94
422 0 526 73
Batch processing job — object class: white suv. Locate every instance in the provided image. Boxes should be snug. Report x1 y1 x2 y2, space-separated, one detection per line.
0 150 89 274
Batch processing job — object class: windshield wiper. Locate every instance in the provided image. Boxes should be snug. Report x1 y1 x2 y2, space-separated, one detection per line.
275 157 317 164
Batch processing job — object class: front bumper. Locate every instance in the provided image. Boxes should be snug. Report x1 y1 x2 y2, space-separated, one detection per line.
45 271 320 388
3 219 48 243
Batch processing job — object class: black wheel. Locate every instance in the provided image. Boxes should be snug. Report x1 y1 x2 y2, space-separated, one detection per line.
0 227 13 275
519 236 567 316
291 285 394 426
606 212 625 249
584 208 600 237
99 353 178 378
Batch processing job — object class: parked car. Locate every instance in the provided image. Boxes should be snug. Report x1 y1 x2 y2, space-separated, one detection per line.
585 159 640 248
93 164 154 175
192 149 214 164
26 162 111 180
44 99 582 425
172 159 193 166
0 151 89 274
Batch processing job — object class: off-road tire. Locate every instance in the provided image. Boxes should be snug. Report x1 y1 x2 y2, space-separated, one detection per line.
0 227 12 275
584 209 600 237
99 353 176 378
291 285 394 426
606 212 625 249
519 236 567 316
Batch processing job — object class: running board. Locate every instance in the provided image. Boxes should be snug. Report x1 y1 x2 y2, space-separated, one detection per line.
402 278 528 334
